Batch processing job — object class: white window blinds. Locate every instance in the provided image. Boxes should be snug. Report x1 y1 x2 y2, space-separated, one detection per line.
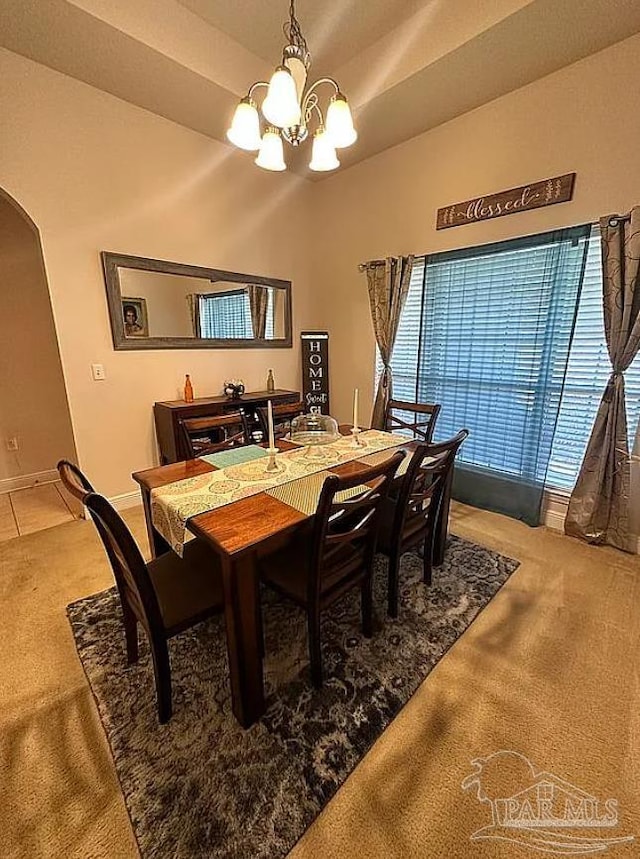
382 229 640 493
547 233 640 489
199 291 253 339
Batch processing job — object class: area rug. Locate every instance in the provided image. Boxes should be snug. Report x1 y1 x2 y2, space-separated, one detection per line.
67 536 519 859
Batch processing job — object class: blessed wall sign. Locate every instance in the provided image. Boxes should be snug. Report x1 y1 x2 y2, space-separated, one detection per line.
436 173 576 230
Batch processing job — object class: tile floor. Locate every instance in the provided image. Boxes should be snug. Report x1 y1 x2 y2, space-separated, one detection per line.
0 481 81 541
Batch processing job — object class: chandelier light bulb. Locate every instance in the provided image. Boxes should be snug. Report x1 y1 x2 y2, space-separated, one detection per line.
325 92 357 148
255 127 287 171
227 0 358 173
262 66 301 128
309 127 340 172
226 98 262 151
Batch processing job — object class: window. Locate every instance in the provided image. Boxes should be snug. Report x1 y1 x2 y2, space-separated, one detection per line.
198 289 274 339
547 234 640 489
199 291 253 339
382 228 640 494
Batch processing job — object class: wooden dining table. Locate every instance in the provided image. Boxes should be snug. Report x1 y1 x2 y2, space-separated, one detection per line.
132 430 453 728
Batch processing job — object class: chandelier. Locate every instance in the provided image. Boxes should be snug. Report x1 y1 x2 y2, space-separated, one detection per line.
226 0 357 173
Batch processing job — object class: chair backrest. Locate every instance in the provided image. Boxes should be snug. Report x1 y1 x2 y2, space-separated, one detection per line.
58 460 115 559
390 429 469 547
57 458 95 498
309 450 405 600
256 400 306 441
179 412 247 459
384 399 441 443
84 492 165 635
57 460 164 634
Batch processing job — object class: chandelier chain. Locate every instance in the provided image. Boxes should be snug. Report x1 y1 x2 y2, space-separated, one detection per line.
227 0 356 170
283 0 308 56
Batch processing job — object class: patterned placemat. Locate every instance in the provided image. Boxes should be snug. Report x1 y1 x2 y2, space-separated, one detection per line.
199 445 268 469
151 430 408 555
267 471 370 516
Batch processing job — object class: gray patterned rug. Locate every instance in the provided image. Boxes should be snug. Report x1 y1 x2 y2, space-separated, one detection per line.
67 536 518 859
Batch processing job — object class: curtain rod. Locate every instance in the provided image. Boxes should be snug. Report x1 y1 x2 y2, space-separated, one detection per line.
357 259 385 272
607 213 631 227
356 214 633 271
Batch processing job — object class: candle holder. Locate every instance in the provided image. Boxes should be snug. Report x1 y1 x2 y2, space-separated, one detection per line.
264 447 281 473
350 426 363 448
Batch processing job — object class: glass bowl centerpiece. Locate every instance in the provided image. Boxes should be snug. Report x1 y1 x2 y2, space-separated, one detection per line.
290 412 340 459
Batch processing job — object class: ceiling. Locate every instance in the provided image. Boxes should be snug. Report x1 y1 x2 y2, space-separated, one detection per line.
2 0 640 180
179 0 427 73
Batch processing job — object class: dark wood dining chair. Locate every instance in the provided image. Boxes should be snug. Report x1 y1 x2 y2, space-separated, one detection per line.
178 411 249 459
57 459 224 723
256 400 306 441
384 398 441 443
258 450 405 687
376 430 469 617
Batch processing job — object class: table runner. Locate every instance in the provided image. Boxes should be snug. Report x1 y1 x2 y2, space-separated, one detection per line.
358 448 412 477
151 430 406 554
266 471 369 516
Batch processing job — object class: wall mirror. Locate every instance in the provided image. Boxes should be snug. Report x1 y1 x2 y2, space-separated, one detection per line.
102 252 292 350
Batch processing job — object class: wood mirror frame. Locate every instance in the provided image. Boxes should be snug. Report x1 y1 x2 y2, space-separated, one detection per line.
102 251 293 351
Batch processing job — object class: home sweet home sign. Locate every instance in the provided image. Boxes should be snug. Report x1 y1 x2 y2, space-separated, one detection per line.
301 331 330 414
436 173 575 230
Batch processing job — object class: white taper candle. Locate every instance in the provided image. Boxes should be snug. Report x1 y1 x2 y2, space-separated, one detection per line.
353 388 359 430
267 399 275 450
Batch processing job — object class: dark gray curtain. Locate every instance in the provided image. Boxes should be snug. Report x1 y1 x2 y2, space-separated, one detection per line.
247 285 269 339
565 208 640 550
364 256 414 428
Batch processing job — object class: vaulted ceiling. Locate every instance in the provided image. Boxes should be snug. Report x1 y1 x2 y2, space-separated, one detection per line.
2 0 640 180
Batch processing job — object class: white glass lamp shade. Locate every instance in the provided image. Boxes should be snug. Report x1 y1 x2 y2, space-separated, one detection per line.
226 98 262 151
325 92 357 148
309 128 340 172
262 66 301 128
255 128 286 171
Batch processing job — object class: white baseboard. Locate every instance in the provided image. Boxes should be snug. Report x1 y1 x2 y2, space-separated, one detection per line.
77 489 142 520
108 490 142 512
0 469 59 495
542 489 570 532
542 488 639 553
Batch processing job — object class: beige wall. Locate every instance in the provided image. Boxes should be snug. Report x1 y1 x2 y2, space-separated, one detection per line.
312 31 640 422
0 47 316 497
0 195 76 481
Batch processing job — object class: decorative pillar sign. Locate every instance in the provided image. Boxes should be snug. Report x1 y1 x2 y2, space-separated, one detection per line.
436 173 576 230
301 331 330 414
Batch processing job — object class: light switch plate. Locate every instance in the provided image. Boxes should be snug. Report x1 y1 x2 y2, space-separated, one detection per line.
91 363 106 381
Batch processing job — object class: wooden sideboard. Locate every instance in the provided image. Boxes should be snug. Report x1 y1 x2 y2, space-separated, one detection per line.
154 389 301 464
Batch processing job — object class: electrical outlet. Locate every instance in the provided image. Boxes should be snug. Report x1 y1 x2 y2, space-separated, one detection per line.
91 363 106 381
6 437 18 452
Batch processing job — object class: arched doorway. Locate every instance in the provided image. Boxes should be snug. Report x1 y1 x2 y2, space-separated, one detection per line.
0 188 78 540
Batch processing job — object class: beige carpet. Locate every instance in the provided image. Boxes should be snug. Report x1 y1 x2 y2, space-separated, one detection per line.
1 504 638 859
